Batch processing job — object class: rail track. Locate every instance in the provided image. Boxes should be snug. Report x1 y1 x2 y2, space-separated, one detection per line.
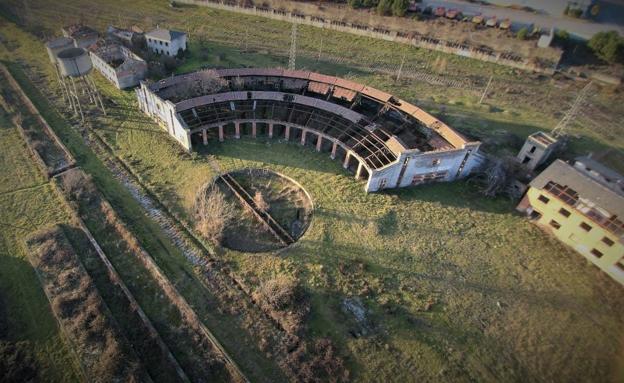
219 172 295 246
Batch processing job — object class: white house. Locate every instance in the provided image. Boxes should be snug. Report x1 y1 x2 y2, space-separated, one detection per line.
145 28 187 56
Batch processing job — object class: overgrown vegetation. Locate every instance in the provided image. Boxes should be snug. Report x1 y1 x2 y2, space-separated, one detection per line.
25 226 147 383
194 182 236 245
588 31 624 64
0 104 78 382
0 1 622 382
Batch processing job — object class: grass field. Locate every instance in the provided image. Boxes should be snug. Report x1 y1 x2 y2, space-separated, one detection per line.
0 110 80 381
0 1 623 382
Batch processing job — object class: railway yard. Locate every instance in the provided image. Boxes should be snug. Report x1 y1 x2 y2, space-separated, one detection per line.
0 0 623 382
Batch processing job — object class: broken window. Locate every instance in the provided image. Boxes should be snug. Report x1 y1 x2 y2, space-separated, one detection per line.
602 237 614 247
590 249 603 258
559 208 571 217
549 220 561 230
543 182 579 206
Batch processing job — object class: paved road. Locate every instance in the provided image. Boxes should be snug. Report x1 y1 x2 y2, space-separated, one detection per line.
422 0 624 39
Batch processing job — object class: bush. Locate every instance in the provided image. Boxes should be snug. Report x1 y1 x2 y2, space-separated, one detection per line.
376 0 392 15
348 0 378 8
253 276 309 334
253 191 269 212
516 27 529 40
348 0 362 8
391 0 409 16
0 341 39 382
194 183 236 245
588 31 624 63
554 29 570 46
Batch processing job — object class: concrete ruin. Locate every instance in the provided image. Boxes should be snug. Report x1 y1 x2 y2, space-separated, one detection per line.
62 24 99 49
89 42 147 89
517 131 559 171
136 68 484 192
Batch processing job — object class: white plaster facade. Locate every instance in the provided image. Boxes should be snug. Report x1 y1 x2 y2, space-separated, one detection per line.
145 28 187 56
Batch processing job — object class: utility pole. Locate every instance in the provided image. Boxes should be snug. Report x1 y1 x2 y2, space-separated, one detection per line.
244 27 249 53
317 34 323 62
289 23 297 70
479 75 493 104
551 81 593 138
396 52 406 81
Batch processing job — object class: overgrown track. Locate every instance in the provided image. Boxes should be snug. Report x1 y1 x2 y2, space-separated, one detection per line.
220 173 295 245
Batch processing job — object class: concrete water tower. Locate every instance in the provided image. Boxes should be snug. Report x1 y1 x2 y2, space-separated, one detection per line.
56 47 92 76
45 37 74 63
52 46 105 121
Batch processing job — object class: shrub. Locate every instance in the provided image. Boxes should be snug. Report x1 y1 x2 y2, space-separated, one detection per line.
253 276 309 334
194 183 236 245
588 31 624 63
516 27 529 40
391 0 409 17
554 29 570 46
0 341 39 382
376 0 392 15
253 191 269 212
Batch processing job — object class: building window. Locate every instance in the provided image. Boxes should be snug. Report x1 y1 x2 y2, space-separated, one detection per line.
549 220 561 230
529 145 536 153
165 42 169 46
602 237 614 247
537 194 550 204
159 40 163 45
590 249 603 258
579 222 592 232
544 181 579 206
431 158 440 166
559 208 571 217
617 259 624 272
379 178 387 189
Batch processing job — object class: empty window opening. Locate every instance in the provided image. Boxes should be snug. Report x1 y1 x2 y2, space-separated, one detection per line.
580 222 592 232
529 146 536 153
538 195 550 204
559 208 571 217
590 249 603 258
549 220 561 230
602 237 614 247
529 210 542 220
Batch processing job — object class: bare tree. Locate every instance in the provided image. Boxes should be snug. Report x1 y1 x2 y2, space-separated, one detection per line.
194 182 236 245
253 191 270 212
477 155 524 198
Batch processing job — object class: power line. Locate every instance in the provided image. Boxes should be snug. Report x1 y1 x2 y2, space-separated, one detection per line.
288 23 297 70
551 81 593 138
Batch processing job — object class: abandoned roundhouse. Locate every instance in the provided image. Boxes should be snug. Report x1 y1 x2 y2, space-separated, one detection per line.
136 68 483 192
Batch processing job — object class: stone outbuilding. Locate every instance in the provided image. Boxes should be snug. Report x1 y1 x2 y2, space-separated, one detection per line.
89 41 147 89
145 28 187 56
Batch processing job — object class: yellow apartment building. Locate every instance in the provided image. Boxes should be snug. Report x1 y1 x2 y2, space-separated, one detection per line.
517 158 624 285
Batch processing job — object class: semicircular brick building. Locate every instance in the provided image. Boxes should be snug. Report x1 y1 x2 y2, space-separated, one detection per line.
136 68 484 192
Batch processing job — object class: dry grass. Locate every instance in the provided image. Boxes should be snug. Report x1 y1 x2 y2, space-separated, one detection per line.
194 182 236 245
26 226 146 383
